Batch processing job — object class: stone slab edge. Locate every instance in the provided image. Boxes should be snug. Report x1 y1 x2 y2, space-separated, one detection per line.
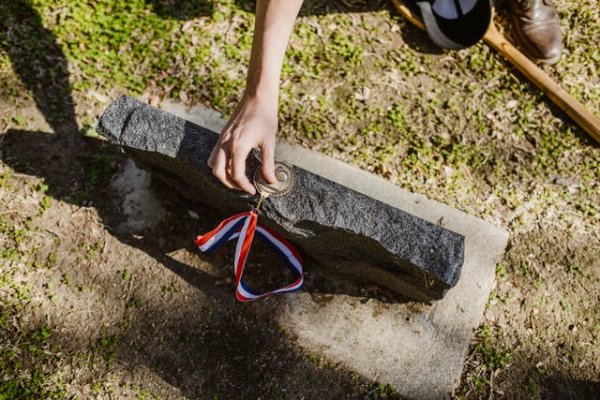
99 96 466 301
160 101 510 399
275 141 509 399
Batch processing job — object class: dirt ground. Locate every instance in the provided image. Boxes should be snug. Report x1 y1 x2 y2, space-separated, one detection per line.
1 0 599 399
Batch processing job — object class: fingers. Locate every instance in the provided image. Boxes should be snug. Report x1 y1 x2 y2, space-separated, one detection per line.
208 129 229 169
260 140 277 184
208 142 236 190
208 131 256 195
207 140 218 168
208 95 278 195
231 142 256 195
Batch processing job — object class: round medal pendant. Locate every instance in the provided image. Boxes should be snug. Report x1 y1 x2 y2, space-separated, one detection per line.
253 162 295 197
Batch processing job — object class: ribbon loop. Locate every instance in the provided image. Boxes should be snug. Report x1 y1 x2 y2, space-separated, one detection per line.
195 211 303 302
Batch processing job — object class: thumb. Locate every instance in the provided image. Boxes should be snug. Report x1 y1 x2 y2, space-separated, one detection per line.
261 141 277 184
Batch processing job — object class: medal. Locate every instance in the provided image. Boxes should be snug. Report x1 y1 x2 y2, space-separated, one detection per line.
253 161 295 211
195 162 303 302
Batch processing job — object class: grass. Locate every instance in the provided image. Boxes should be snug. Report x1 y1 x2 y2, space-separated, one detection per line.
0 0 599 398
0 253 65 399
455 324 513 398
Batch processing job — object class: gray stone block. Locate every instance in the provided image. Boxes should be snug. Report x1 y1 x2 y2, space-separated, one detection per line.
97 96 465 302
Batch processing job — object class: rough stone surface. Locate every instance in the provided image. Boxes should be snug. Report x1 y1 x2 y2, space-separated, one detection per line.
146 99 510 399
274 140 509 399
97 96 465 302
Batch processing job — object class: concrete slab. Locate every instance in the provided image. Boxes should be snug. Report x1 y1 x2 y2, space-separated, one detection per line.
161 101 509 399
276 142 509 399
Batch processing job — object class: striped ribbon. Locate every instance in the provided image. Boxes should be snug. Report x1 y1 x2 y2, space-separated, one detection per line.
195 211 303 302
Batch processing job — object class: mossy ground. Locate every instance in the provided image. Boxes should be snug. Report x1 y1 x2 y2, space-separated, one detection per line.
1 0 598 398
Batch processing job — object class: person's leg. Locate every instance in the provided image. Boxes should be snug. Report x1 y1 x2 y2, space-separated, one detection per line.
508 0 562 64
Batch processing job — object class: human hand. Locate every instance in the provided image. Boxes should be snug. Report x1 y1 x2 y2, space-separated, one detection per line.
208 93 278 195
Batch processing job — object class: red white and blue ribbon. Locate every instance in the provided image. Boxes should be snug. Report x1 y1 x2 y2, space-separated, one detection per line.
195 210 303 302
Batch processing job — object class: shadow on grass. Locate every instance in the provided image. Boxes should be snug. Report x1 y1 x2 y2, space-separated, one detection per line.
149 0 444 55
0 1 78 135
0 0 434 137
146 0 213 19
540 376 600 399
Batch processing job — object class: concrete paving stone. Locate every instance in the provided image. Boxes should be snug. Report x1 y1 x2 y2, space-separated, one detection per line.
161 100 509 399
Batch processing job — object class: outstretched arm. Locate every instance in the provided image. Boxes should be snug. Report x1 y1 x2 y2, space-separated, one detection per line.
208 0 304 195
